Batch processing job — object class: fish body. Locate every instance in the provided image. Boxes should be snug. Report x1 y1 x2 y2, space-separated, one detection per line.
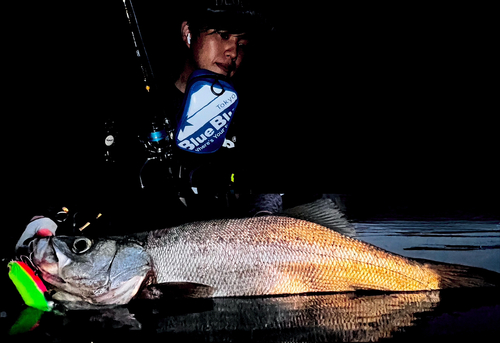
147 217 441 296
29 216 499 308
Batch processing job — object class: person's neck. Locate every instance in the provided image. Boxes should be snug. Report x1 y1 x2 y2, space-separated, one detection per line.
174 61 196 93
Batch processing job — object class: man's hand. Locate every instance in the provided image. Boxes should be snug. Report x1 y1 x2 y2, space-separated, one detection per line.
15 216 58 253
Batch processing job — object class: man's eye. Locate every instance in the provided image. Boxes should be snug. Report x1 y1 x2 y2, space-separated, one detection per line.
219 32 230 40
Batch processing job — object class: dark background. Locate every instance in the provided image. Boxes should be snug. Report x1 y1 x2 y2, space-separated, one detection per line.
3 1 498 244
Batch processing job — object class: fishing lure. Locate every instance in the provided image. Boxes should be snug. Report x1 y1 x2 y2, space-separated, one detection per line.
8 261 51 311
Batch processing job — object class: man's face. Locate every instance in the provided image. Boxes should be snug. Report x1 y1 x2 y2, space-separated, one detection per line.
191 29 249 78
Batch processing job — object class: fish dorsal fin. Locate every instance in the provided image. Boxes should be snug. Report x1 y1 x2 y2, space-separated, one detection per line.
282 198 356 237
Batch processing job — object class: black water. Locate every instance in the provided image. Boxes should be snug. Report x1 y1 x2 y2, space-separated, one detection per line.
355 220 500 273
2 219 499 342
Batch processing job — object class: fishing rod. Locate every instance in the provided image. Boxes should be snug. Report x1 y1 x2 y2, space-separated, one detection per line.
122 0 156 94
119 0 175 182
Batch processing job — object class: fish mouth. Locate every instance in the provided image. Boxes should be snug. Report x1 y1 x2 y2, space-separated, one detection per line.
30 237 66 284
30 237 57 263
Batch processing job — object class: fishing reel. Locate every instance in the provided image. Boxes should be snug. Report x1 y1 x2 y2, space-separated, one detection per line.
137 116 178 189
138 116 175 162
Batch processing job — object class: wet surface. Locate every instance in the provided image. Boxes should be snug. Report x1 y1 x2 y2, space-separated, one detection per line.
2 219 500 342
355 220 500 273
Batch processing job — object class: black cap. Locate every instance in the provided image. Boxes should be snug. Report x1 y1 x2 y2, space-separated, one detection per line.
185 0 272 35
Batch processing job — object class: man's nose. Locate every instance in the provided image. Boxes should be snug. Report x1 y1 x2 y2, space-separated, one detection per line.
224 40 238 61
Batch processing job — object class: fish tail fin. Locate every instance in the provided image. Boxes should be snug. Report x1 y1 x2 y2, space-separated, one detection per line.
421 259 500 288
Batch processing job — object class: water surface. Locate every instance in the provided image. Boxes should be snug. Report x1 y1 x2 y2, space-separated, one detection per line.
355 220 500 273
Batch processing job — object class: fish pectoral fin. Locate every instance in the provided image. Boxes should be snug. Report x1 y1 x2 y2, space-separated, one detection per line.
137 282 215 300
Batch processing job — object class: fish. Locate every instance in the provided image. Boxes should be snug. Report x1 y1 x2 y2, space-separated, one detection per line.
28 216 500 309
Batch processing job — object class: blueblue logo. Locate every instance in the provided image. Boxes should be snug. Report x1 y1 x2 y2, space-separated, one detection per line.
176 70 238 154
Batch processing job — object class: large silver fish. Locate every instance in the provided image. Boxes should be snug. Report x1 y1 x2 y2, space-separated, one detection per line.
29 216 499 309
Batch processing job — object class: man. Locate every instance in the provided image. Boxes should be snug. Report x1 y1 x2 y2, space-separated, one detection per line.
134 0 273 226
16 0 274 251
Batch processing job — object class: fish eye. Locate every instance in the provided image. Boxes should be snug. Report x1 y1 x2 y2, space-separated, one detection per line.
72 237 93 254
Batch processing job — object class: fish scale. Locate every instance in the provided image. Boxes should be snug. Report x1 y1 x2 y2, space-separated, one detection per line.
145 216 441 296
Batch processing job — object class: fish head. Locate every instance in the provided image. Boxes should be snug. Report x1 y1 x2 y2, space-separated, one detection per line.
30 235 152 307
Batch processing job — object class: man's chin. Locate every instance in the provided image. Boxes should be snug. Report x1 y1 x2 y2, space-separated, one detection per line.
207 64 236 78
